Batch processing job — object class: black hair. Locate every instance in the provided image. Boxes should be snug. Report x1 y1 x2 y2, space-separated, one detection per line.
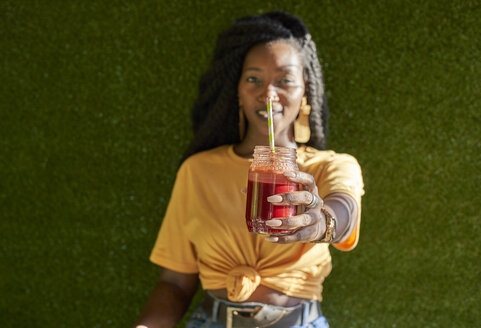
180 11 328 163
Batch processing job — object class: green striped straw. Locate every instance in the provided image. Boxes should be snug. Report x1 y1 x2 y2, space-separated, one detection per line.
266 96 275 152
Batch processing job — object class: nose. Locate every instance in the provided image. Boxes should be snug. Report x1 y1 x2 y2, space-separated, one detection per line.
258 84 280 103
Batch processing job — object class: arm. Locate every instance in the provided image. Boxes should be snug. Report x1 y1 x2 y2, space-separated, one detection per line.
323 192 358 244
264 171 359 244
133 268 199 328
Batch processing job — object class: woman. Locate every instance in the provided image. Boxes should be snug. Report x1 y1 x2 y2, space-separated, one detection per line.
134 11 364 328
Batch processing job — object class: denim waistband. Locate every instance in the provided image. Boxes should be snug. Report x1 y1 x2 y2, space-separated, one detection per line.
201 291 322 328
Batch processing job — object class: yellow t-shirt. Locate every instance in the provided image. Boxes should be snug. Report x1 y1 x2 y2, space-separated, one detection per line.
150 145 364 302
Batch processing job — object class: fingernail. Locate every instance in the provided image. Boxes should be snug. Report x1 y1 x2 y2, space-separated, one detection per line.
265 236 279 242
284 171 296 178
266 219 282 227
267 195 282 202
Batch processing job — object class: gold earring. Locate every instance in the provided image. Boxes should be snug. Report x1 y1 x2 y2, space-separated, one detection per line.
239 108 246 140
294 97 311 143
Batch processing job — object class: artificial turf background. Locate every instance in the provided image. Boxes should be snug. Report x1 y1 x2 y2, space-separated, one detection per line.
1 0 480 327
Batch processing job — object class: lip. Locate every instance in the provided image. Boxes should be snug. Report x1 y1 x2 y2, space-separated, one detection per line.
255 108 283 120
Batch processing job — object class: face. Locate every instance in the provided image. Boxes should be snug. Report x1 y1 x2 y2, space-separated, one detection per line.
238 41 305 143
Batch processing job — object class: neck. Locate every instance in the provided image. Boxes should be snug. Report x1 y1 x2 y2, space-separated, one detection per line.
233 130 297 158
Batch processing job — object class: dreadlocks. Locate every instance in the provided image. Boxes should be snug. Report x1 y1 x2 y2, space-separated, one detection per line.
180 11 328 163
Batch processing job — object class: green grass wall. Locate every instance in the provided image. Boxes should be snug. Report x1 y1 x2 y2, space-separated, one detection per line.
1 0 480 327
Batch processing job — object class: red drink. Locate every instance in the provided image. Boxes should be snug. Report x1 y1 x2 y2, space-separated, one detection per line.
244 146 299 235
245 171 298 235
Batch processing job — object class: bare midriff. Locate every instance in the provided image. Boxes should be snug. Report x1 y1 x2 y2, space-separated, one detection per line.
207 285 307 306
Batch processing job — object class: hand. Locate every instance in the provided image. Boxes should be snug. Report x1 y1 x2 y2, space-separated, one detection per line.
264 171 326 244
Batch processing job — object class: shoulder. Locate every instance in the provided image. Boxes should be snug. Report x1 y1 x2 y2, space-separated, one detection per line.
184 145 230 162
297 145 361 169
299 146 364 198
178 145 234 175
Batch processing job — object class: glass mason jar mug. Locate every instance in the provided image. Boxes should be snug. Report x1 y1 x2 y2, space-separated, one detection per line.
245 146 299 235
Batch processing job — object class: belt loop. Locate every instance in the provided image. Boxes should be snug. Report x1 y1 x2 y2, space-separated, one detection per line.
301 300 310 326
212 299 220 322
206 291 221 322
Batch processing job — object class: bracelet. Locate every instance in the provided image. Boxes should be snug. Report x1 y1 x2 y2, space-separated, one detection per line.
312 207 337 243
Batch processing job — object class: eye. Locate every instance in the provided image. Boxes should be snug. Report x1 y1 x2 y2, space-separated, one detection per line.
279 78 293 84
246 76 261 84
277 75 299 86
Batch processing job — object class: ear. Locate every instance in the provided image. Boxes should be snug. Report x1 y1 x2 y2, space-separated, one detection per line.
237 92 243 107
238 108 246 140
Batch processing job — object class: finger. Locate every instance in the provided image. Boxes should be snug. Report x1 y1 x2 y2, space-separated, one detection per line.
267 191 317 206
268 224 321 244
266 211 321 230
305 193 323 209
284 171 317 192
